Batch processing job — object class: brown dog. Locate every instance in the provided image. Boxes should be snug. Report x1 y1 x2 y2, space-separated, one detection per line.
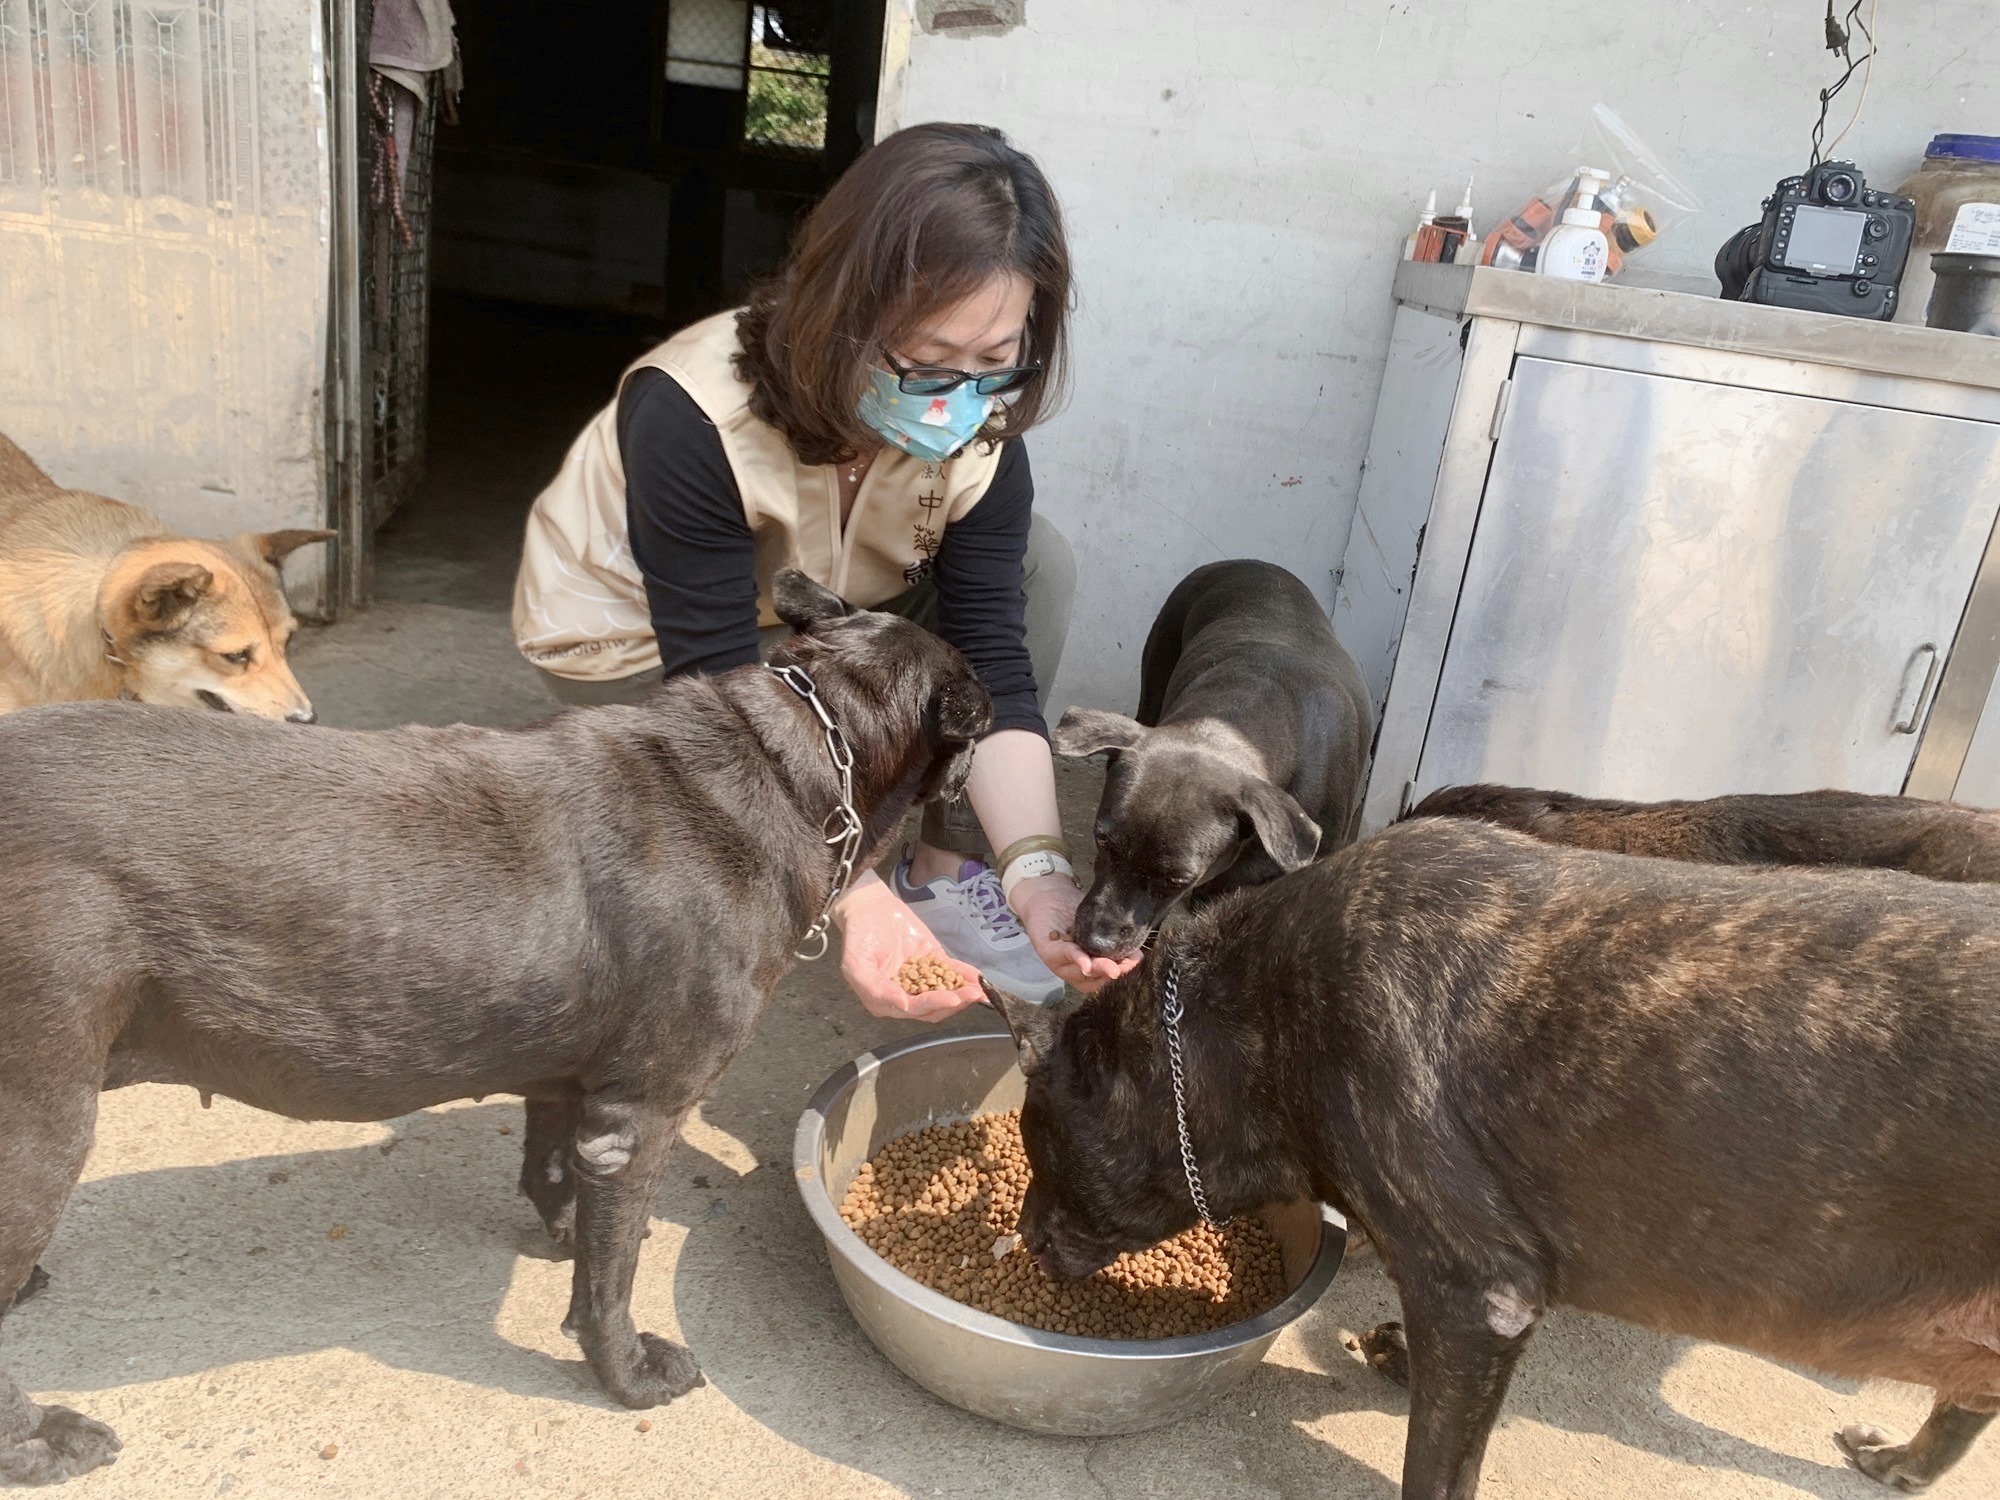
0 433 331 719
992 818 2000 1498
1407 783 2000 883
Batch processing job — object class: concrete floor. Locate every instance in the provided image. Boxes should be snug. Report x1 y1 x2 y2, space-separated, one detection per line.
10 299 1993 1499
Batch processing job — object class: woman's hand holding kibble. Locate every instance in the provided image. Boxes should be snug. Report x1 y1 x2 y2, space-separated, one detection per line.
1008 873 1141 994
834 874 984 1020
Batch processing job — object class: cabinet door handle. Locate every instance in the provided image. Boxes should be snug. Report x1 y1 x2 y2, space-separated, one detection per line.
1893 643 1942 735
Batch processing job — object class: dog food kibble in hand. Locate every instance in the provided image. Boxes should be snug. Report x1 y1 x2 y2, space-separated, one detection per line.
836 1110 1288 1338
895 956 968 996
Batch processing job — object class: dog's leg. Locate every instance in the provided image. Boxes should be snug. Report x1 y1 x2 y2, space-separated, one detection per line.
1838 1395 1996 1492
1358 1320 1410 1386
1396 1279 1544 1500
0 1080 121 1484
563 1093 707 1409
6 1266 49 1311
518 1099 583 1250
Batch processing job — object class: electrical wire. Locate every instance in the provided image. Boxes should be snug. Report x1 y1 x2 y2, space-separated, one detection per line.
1820 0 1881 160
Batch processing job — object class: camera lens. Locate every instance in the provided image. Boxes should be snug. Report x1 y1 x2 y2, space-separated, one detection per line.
1823 173 1858 204
1715 225 1760 300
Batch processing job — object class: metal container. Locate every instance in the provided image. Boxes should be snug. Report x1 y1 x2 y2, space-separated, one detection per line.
793 1025 1346 1436
1927 252 2000 336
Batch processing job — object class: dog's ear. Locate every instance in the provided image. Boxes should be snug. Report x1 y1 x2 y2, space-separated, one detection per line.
236 528 336 571
773 569 857 630
131 562 214 630
1237 777 1322 873
983 979 1076 1075
1053 707 1147 759
928 740 978 805
935 678 993 742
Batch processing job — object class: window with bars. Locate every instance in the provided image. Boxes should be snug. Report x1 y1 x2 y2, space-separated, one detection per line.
663 0 831 156
745 4 829 153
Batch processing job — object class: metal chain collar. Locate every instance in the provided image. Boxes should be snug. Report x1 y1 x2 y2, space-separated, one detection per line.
1160 959 1232 1227
770 664 865 961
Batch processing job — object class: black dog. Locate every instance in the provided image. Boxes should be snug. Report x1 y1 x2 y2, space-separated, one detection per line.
1409 782 2000 882
1053 559 1370 957
990 818 2000 1498
0 572 989 1485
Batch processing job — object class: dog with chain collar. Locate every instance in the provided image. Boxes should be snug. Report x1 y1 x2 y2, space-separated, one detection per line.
0 570 989 1486
986 814 2000 1498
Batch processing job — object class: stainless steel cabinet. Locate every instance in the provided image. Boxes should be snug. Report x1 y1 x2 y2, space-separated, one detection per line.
1339 265 2000 834
1416 356 2000 801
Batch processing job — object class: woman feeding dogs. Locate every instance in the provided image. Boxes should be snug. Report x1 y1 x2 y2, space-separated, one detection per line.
514 122 1136 1016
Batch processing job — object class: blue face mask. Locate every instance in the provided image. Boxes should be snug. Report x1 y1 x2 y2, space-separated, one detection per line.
857 367 996 464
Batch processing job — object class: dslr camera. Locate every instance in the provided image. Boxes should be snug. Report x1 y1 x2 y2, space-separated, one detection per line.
1715 160 1915 320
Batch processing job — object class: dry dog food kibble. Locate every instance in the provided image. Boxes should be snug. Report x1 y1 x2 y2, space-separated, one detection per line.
836 1110 1287 1339
896 957 968 995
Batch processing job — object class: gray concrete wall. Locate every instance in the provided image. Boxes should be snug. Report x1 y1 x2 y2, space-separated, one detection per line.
887 0 2000 714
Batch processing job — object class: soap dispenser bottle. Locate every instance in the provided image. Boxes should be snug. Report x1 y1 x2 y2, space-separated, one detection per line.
1536 168 1611 283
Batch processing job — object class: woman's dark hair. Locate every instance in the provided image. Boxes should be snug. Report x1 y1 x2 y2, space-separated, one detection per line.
735 122 1073 466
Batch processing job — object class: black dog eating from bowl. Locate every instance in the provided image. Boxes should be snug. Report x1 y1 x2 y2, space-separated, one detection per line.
987 816 2000 1497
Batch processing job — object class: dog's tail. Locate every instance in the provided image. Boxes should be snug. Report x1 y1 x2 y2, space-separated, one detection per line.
0 431 61 505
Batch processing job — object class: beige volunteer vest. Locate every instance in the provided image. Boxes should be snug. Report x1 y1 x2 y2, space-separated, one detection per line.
512 311 1004 681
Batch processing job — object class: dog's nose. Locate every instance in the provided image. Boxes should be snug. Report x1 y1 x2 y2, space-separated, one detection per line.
1076 912 1143 962
287 707 318 725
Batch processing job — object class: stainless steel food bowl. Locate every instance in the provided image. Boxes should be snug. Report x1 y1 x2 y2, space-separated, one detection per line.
794 1024 1346 1436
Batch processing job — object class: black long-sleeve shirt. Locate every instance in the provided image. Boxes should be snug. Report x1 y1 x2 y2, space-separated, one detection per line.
617 367 1045 737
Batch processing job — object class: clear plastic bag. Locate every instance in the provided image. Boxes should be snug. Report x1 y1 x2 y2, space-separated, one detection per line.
1483 105 1703 278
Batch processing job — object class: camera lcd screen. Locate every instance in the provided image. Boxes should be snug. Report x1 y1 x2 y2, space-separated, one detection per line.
1782 205 1865 274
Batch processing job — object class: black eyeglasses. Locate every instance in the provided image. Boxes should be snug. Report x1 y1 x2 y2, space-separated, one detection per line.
883 349 1044 397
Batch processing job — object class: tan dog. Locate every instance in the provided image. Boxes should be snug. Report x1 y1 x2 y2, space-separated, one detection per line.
0 434 332 720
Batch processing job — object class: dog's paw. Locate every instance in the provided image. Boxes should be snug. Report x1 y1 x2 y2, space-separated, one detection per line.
0 1405 122 1485
599 1333 705 1410
1836 1424 1933 1492
515 1226 574 1264
6 1266 50 1312
526 1196 576 1250
1357 1321 1410 1387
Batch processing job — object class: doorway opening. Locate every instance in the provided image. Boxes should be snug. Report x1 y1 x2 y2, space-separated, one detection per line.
335 0 884 639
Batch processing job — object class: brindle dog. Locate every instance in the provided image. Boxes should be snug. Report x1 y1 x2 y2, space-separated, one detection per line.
990 817 2000 1498
1407 783 2000 883
0 572 989 1485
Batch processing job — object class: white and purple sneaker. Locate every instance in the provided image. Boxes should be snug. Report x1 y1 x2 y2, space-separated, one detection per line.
892 847 1065 1005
